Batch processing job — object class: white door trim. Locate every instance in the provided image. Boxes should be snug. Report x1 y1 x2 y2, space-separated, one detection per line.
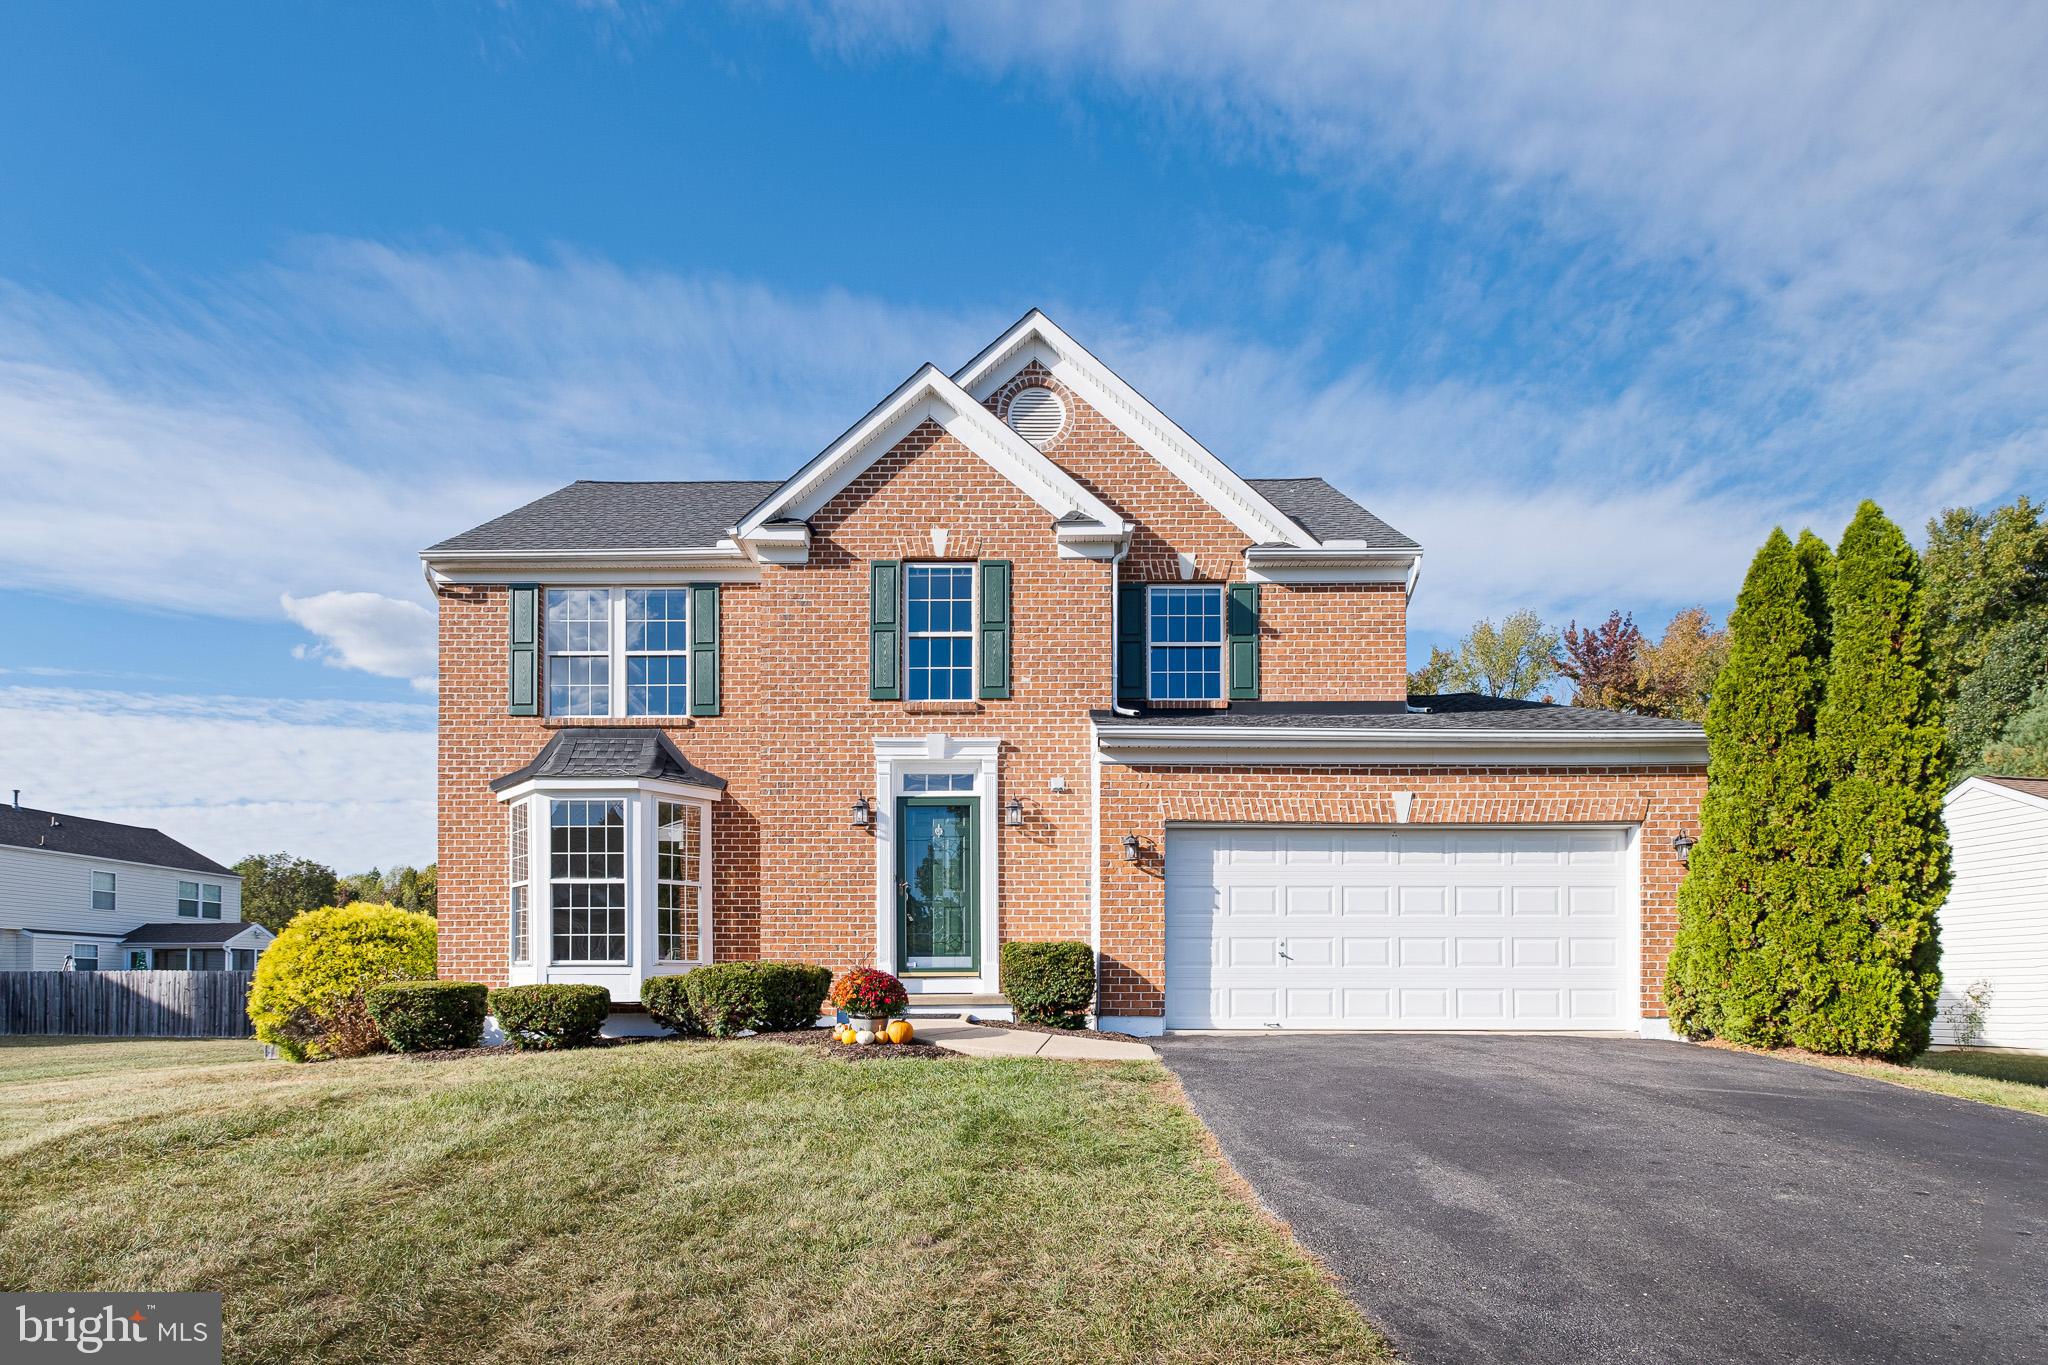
873 735 1002 995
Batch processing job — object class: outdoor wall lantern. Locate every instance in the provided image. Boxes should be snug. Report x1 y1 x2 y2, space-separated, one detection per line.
1004 797 1025 827
1121 834 1142 862
1672 833 1697 865
851 797 872 829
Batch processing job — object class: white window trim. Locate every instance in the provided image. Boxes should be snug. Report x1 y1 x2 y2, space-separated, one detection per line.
546 797 632 966
91 870 116 913
494 778 720 996
872 734 1002 996
1145 583 1226 703
509 799 532 965
70 943 99 971
545 586 695 720
902 562 977 702
655 799 713 965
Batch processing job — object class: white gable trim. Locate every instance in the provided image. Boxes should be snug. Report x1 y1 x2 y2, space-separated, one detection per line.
732 364 1125 560
1946 776 2048 817
954 311 1317 550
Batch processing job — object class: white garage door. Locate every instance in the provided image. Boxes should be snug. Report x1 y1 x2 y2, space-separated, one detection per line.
1164 826 1636 1030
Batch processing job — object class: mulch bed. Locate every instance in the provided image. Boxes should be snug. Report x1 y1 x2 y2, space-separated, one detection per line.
401 1035 668 1063
966 1015 1147 1042
743 1028 959 1062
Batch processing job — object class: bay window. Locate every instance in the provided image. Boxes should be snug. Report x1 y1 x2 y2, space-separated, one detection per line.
509 800 531 963
657 801 706 963
549 799 627 963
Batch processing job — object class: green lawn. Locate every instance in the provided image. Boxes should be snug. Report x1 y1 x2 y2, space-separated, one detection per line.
0 1037 1389 1365
1747 1044 2048 1118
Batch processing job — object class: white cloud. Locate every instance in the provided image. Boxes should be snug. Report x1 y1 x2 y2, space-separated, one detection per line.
281 591 438 690
0 687 434 871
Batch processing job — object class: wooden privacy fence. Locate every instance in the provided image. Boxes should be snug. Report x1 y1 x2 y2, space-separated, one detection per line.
0 970 255 1038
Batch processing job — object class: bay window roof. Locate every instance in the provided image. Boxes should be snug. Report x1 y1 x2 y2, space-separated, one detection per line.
490 728 727 794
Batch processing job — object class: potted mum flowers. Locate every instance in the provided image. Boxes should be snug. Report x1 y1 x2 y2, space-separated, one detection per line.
831 967 909 1044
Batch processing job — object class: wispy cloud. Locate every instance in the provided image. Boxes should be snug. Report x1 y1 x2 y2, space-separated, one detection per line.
282 592 439 691
0 687 434 871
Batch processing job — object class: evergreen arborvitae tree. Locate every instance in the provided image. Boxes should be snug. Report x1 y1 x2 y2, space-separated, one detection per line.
1793 502 1950 1059
1665 529 1830 1044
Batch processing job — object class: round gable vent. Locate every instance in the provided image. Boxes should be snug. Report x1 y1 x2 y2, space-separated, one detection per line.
1005 385 1066 446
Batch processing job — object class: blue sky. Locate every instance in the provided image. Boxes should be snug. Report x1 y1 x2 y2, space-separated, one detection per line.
1 2 2043 870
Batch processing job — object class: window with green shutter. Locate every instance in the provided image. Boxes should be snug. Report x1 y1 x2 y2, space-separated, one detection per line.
1227 582 1261 700
1117 582 1147 704
689 583 721 716
508 584 539 716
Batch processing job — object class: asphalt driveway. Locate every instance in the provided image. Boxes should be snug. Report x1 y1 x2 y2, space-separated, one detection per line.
1158 1034 2048 1364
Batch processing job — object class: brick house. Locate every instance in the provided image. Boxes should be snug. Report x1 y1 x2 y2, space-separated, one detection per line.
423 311 1706 1036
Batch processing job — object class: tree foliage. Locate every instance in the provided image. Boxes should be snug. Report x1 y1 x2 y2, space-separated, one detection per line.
1974 683 2048 779
1921 495 2048 686
338 865 438 917
1665 529 1831 1047
1557 612 1647 711
1950 607 2048 771
233 852 341 934
1412 610 1559 699
1635 607 1731 721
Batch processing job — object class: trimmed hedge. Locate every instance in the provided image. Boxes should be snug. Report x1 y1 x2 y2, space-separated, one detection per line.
1001 940 1095 1028
488 983 610 1050
642 962 834 1037
246 902 437 1061
365 980 488 1053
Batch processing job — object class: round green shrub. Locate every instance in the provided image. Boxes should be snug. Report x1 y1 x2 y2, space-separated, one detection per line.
365 980 488 1053
1000 940 1096 1028
639 973 707 1038
754 962 833 1031
246 902 437 1061
488 983 611 1050
680 963 763 1037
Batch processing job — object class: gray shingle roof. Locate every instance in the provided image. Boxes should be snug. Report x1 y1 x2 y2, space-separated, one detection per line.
1246 478 1418 548
0 805 235 875
427 481 780 554
428 477 1413 554
1092 694 1705 734
491 729 728 792
120 921 267 946
1978 775 2048 801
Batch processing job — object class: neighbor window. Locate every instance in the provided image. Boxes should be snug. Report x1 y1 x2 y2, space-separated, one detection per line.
155 948 188 970
1147 585 1224 701
177 881 222 919
546 588 612 717
904 564 974 701
191 949 226 971
232 949 256 972
70 943 98 971
509 800 531 964
127 949 149 970
549 799 627 963
91 871 116 912
656 800 705 962
625 589 690 716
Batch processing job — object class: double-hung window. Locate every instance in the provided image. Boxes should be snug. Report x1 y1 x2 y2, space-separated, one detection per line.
509 800 531 964
178 881 223 919
1147 585 1225 700
656 801 706 963
904 564 974 701
71 943 98 971
91 871 116 912
550 799 627 963
232 948 256 972
546 588 691 717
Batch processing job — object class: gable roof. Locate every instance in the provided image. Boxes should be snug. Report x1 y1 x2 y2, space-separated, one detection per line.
1948 774 2048 814
954 310 1318 549
491 728 727 793
1249 479 1418 548
120 921 270 946
426 481 776 554
0 804 234 876
730 363 1125 550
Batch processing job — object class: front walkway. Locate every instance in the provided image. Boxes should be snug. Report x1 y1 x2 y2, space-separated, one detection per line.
914 1018 1156 1060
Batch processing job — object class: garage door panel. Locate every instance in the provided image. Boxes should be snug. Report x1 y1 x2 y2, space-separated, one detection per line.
1164 826 1634 1030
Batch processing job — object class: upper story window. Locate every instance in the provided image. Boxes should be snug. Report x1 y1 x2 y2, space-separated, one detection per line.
549 798 627 963
91 871 116 912
178 881 223 919
1148 585 1224 701
546 588 691 718
905 564 974 701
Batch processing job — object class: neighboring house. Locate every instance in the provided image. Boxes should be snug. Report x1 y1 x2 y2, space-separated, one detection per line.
1936 776 2048 1050
422 311 1706 1036
0 797 265 972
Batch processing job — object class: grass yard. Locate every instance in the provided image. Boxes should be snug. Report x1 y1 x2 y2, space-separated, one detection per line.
1719 1043 2048 1118
0 1037 1389 1365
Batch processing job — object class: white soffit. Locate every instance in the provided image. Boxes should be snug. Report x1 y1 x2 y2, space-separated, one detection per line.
954 311 1316 549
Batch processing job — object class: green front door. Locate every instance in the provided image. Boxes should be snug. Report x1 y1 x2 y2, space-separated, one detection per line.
897 798 978 974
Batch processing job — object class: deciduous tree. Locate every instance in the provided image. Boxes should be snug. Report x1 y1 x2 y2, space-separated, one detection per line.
1636 607 1730 721
1921 496 2048 686
232 852 341 934
1557 611 1646 711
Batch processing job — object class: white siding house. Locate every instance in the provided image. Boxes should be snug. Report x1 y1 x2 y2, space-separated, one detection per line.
1935 776 2048 1050
0 799 260 972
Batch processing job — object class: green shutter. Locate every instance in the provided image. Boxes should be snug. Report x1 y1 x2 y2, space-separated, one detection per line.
689 583 721 717
1228 582 1261 700
508 584 539 716
1117 582 1148 704
869 560 901 700
978 559 1011 699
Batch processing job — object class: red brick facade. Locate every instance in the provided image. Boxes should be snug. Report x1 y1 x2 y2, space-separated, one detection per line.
433 337 1704 1023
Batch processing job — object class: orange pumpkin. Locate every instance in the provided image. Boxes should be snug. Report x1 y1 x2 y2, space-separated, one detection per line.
886 1019 914 1045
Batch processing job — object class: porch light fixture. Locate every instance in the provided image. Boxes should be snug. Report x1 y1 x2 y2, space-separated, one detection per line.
1120 834 1141 862
1672 833 1697 865
1004 797 1024 827
851 797 872 829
